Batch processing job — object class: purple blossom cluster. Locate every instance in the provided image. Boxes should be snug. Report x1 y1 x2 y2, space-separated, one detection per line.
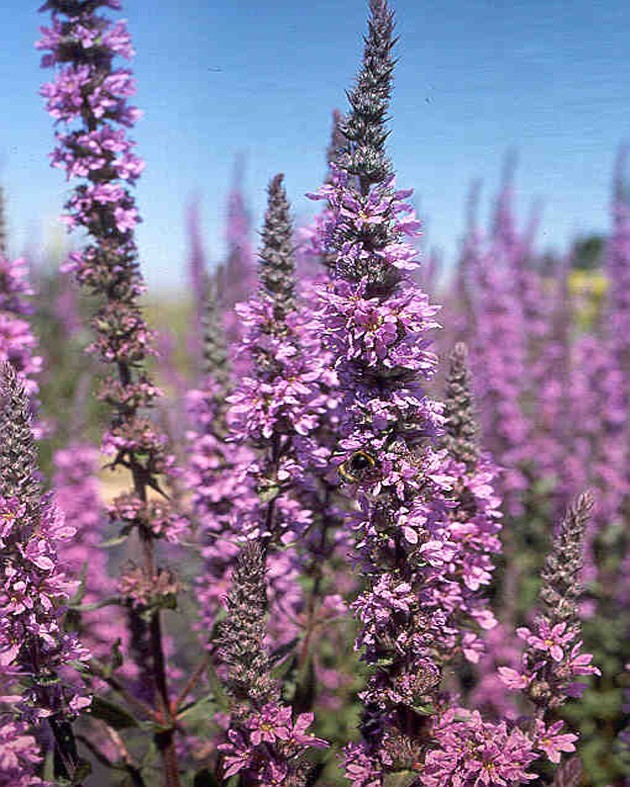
0 366 90 783
220 704 328 783
0 255 42 398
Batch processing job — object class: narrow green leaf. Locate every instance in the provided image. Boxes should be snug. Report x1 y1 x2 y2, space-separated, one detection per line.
89 696 139 730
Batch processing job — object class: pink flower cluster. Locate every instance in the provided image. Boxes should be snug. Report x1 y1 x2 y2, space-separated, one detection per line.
0 719 44 787
219 703 327 783
0 256 42 398
499 617 600 706
0 492 90 722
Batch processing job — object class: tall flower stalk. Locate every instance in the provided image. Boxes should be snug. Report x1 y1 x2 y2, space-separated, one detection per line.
499 494 600 713
310 0 465 777
38 3 185 784
217 541 328 785
227 173 330 550
0 364 90 783
438 343 502 664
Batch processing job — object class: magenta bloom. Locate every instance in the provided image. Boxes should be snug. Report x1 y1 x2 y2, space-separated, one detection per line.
247 704 293 745
218 703 327 784
534 720 578 764
423 708 538 786
0 718 44 787
516 620 573 663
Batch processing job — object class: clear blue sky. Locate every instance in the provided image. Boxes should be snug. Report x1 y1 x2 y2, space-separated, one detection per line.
1 0 629 293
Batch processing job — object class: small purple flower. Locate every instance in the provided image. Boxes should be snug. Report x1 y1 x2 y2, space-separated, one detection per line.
517 620 573 663
534 720 578 764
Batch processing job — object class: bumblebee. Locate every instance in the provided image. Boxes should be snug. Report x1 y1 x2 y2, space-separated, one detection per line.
338 450 377 483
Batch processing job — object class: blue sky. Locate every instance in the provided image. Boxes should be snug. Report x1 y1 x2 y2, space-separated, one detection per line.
1 0 629 293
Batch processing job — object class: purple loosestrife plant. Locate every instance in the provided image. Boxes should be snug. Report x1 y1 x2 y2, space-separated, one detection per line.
0 364 91 784
309 1 476 779
606 149 630 381
225 174 338 657
468 220 529 515
602 150 630 599
217 541 328 785
186 278 258 636
499 495 599 728
437 344 502 664
38 3 186 783
424 489 596 786
227 174 330 548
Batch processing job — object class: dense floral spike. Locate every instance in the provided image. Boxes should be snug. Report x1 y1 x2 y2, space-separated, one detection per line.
0 364 90 781
339 0 395 192
456 165 561 522
499 494 600 711
185 362 255 638
219 540 276 707
606 148 630 378
309 0 478 777
442 342 479 470
38 4 185 783
326 108 346 173
0 364 41 503
201 275 231 386
468 225 529 514
539 491 591 622
190 175 334 655
258 174 295 320
437 343 502 664
228 173 330 547
218 541 328 784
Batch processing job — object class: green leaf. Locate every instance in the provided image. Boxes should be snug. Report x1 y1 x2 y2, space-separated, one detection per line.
89 696 139 730
206 662 230 712
409 701 435 717
97 534 129 549
69 596 122 612
176 691 216 721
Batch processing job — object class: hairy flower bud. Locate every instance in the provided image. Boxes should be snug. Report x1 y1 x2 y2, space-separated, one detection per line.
442 342 479 471
540 492 593 624
219 540 276 707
